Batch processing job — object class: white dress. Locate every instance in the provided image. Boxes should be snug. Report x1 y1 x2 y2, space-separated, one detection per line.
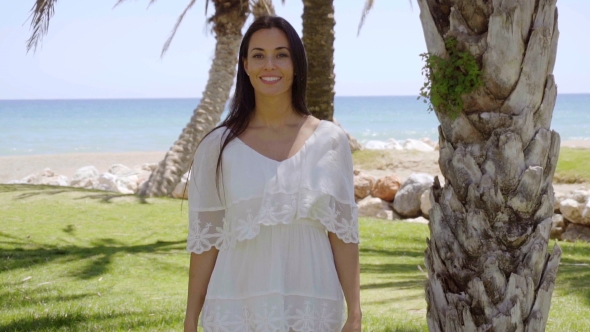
186 120 359 332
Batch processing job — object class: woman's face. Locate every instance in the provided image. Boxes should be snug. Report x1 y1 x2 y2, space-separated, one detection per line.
244 28 294 99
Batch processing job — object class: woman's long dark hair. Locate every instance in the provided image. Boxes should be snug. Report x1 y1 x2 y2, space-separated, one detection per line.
195 15 310 202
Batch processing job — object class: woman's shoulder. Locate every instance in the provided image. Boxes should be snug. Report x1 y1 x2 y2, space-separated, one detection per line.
316 119 349 146
200 126 230 145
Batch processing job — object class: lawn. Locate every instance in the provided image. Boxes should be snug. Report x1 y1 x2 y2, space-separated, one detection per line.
1 184 589 331
554 147 590 183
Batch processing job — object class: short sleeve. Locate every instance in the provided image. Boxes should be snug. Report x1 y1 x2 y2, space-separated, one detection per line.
307 124 359 243
331 127 359 243
186 129 230 254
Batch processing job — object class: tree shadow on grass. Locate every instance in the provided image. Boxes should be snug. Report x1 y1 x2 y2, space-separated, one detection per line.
1 184 147 204
361 262 424 275
361 247 425 259
361 280 426 291
0 237 185 281
0 310 180 332
0 290 94 311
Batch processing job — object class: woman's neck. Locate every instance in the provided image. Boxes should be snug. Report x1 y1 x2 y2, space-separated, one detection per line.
251 91 300 128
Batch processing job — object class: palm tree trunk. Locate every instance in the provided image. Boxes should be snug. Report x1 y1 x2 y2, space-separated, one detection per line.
301 0 336 121
418 0 562 330
138 0 248 197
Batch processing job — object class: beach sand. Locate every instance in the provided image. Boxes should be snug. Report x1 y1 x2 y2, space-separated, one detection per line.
1 140 588 186
0 151 166 184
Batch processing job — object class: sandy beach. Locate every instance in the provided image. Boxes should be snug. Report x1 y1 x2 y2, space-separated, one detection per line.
1 140 588 186
0 151 166 184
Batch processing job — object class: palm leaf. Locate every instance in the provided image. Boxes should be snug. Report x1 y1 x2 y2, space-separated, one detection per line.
160 0 197 57
26 0 58 53
357 0 374 36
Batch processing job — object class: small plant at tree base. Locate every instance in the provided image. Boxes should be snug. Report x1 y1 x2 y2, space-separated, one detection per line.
418 37 482 119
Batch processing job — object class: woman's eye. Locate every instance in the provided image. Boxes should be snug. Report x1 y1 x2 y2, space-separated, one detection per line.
252 54 264 59
277 53 289 58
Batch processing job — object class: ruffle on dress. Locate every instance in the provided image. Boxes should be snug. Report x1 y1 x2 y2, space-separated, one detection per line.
187 121 359 254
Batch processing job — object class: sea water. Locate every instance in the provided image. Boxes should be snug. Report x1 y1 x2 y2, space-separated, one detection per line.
0 94 588 156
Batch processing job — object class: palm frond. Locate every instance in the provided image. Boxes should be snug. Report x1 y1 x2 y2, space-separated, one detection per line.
147 0 158 9
112 0 128 9
26 0 58 53
160 0 197 57
357 0 374 36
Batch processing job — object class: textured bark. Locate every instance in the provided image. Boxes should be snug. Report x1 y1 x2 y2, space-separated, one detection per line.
138 0 248 197
301 0 336 121
418 0 562 331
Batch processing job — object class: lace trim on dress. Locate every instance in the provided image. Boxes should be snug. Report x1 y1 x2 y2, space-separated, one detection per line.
187 189 359 254
201 297 345 332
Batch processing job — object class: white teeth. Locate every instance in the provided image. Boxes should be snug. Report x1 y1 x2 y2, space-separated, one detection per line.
261 77 280 82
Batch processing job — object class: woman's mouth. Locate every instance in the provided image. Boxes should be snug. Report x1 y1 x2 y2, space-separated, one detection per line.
260 76 281 84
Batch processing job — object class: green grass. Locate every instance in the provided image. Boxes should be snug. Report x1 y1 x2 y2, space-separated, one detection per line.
1 184 590 331
554 147 590 183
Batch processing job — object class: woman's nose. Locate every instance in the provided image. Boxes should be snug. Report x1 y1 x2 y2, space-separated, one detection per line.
263 57 276 70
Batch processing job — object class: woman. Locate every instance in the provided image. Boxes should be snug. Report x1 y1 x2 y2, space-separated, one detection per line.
184 16 361 332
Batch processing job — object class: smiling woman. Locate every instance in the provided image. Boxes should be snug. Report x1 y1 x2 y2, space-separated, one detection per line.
183 16 362 332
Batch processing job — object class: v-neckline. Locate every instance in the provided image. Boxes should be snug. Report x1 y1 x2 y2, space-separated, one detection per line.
235 120 325 164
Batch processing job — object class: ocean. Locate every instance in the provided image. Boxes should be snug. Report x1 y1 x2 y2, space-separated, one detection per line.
1 94 589 156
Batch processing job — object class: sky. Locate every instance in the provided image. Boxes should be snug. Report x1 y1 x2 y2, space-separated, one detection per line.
0 0 589 99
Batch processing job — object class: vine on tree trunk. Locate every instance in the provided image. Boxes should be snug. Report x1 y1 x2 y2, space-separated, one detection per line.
418 37 482 118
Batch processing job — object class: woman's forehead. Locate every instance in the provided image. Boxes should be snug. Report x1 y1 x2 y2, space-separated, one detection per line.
248 28 289 51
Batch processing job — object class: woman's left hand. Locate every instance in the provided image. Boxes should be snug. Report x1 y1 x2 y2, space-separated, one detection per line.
341 315 361 332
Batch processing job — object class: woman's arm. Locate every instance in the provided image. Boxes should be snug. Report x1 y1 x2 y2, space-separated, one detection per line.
184 249 219 332
328 232 361 331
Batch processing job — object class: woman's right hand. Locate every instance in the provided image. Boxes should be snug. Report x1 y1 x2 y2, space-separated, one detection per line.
184 318 198 332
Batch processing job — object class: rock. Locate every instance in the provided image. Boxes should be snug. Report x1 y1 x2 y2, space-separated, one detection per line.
136 171 152 189
402 139 435 152
171 173 189 199
364 140 390 150
561 224 590 243
393 173 434 218
420 189 432 218
70 166 99 189
22 168 68 186
550 214 565 240
354 172 376 200
97 173 118 192
108 164 133 176
569 190 590 203
116 174 139 194
134 164 155 189
96 172 137 194
371 175 401 202
560 197 590 226
421 137 437 148
375 208 403 220
554 191 566 212
133 163 157 173
357 196 392 218
385 139 404 150
404 216 429 224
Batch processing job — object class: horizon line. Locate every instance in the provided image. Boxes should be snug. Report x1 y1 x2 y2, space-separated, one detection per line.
2 92 589 102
